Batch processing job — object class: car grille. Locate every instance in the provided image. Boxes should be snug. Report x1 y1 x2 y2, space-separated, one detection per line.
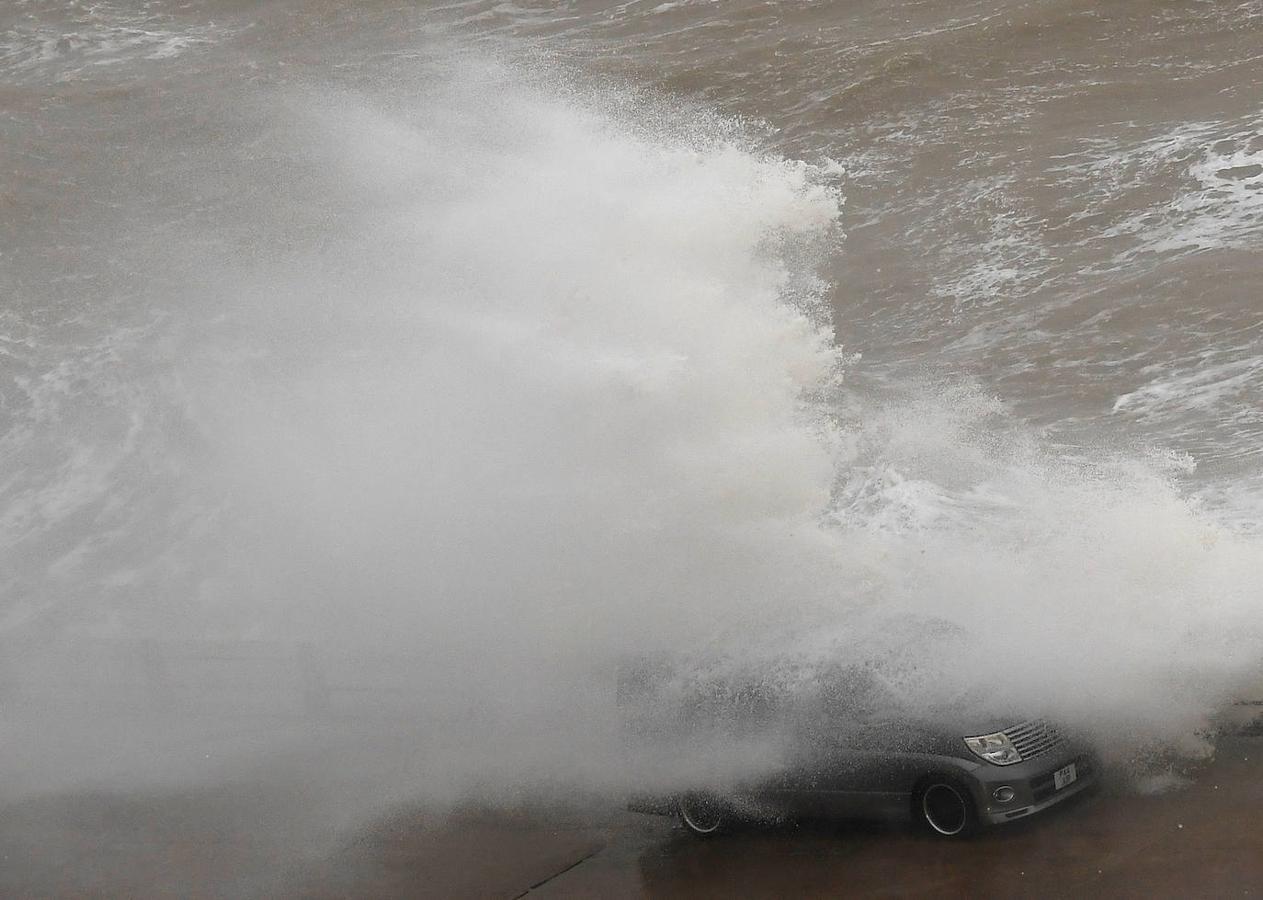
1003 718 1068 762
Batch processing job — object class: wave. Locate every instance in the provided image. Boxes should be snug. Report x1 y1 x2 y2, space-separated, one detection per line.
3 47 1261 798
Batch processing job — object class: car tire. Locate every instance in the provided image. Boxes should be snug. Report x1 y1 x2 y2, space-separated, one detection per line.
677 792 725 837
913 776 979 838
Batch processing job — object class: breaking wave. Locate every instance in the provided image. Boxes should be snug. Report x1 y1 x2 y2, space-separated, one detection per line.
4 49 1262 797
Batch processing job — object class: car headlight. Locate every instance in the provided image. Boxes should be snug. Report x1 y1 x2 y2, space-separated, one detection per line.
964 731 1023 766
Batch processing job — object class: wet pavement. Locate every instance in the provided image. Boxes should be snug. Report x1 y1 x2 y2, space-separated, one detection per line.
620 738 1263 899
299 737 1263 900
3 736 1259 898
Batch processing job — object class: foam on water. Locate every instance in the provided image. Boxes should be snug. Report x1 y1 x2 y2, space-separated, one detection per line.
0 0 219 84
1114 354 1263 421
1059 121 1263 261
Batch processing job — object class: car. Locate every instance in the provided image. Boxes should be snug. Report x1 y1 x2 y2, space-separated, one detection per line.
668 714 1098 838
619 650 1099 838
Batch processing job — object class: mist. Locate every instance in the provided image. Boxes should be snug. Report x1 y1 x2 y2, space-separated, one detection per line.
4 27 1263 854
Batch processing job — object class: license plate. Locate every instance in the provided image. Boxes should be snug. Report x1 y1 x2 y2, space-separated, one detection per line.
1053 762 1078 791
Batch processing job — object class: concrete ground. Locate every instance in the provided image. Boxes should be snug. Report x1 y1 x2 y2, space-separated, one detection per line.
2 736 1260 899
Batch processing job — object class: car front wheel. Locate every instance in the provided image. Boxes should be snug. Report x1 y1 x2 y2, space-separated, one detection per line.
914 777 978 838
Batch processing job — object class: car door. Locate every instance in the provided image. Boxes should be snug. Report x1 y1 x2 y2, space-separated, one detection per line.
764 676 922 820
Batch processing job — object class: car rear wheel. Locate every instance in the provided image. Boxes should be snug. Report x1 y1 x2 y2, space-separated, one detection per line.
677 792 725 836
914 777 978 838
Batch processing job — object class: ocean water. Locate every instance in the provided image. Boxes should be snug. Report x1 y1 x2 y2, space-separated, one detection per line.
3 0 1263 796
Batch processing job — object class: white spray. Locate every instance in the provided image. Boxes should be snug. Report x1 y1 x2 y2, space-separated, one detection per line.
4 54 1262 806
